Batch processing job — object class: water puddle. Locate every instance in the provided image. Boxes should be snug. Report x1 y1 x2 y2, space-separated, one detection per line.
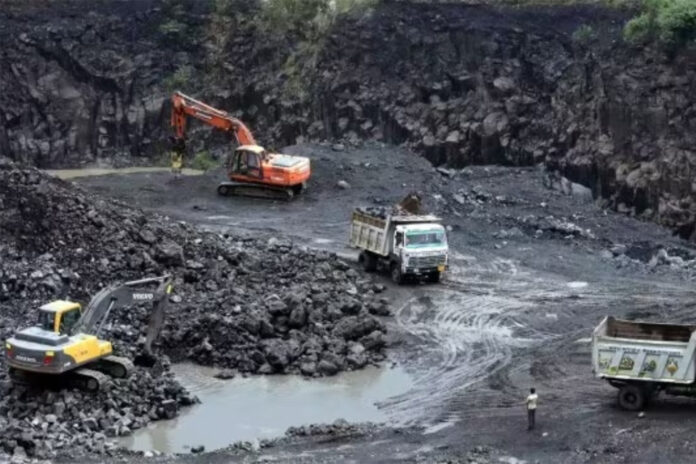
422 419 457 435
46 166 203 179
566 281 588 289
499 457 527 464
312 238 334 244
119 363 413 453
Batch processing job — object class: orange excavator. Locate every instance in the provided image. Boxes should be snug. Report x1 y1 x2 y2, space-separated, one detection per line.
170 91 311 200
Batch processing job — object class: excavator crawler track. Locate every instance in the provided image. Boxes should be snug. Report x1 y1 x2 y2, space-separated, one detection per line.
217 181 295 201
8 367 31 386
10 367 110 392
70 368 110 392
94 355 134 379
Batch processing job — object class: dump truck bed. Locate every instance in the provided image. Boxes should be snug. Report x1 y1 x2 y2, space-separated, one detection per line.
592 316 696 384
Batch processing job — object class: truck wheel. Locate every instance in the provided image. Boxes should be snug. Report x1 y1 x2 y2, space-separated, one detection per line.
618 384 646 411
428 272 441 283
362 252 377 272
391 264 404 285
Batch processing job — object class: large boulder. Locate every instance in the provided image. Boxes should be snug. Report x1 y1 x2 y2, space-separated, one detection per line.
263 339 291 371
332 316 384 341
155 240 184 266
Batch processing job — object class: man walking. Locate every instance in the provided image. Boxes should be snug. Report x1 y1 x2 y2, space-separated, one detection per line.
526 387 538 430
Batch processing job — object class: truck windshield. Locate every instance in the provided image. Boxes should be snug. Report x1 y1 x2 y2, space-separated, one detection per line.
405 231 446 247
38 311 55 332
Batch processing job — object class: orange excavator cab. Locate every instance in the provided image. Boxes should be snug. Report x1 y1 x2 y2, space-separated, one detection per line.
170 91 310 200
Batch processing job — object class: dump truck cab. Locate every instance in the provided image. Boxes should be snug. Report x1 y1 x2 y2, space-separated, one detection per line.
37 300 83 335
394 223 448 276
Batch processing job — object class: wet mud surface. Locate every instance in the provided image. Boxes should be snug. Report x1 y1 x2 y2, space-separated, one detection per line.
69 143 696 463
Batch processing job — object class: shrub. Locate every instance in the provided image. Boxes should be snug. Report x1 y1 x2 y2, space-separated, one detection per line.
212 0 236 16
259 0 377 39
572 24 597 44
260 0 377 100
159 19 187 37
624 0 696 48
261 0 327 38
163 65 195 93
333 0 379 15
190 150 220 171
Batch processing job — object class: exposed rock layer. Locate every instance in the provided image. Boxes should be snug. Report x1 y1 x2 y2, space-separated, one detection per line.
1 1 695 239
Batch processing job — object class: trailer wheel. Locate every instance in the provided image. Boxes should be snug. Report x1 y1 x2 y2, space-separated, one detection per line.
391 264 404 285
618 384 646 411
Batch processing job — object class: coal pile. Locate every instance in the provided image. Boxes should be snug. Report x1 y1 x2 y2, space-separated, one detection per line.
355 193 425 220
0 160 391 458
0 364 195 460
285 419 378 438
356 206 391 219
0 161 389 372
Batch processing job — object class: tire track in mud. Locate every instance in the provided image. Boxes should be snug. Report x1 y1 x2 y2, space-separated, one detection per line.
379 252 561 426
383 291 535 424
378 251 696 428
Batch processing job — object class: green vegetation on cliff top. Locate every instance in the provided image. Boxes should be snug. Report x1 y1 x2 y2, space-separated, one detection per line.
624 0 696 48
257 0 696 50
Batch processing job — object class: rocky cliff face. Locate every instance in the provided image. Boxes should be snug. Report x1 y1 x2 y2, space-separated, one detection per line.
1 1 695 241
0 0 210 167
304 4 696 242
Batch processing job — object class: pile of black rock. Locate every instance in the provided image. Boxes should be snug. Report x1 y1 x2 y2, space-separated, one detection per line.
0 159 392 459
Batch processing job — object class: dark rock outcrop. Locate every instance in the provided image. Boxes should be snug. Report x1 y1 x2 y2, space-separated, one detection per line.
1 1 695 239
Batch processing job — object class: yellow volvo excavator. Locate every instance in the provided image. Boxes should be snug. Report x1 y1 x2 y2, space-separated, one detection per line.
5 275 172 391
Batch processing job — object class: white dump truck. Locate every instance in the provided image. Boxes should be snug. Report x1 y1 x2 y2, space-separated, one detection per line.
349 197 449 284
592 316 696 410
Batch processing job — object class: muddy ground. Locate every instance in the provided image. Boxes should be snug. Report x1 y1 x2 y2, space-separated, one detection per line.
64 143 696 463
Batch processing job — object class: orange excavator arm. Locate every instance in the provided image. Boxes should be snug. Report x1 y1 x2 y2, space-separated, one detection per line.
170 91 257 146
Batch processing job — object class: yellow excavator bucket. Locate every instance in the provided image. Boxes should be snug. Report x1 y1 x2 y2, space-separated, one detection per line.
171 151 183 171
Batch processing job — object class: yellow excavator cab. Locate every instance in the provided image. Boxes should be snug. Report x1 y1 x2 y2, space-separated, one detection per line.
38 301 82 334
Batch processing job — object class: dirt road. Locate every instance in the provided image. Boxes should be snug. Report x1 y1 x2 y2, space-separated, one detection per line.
71 143 696 463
